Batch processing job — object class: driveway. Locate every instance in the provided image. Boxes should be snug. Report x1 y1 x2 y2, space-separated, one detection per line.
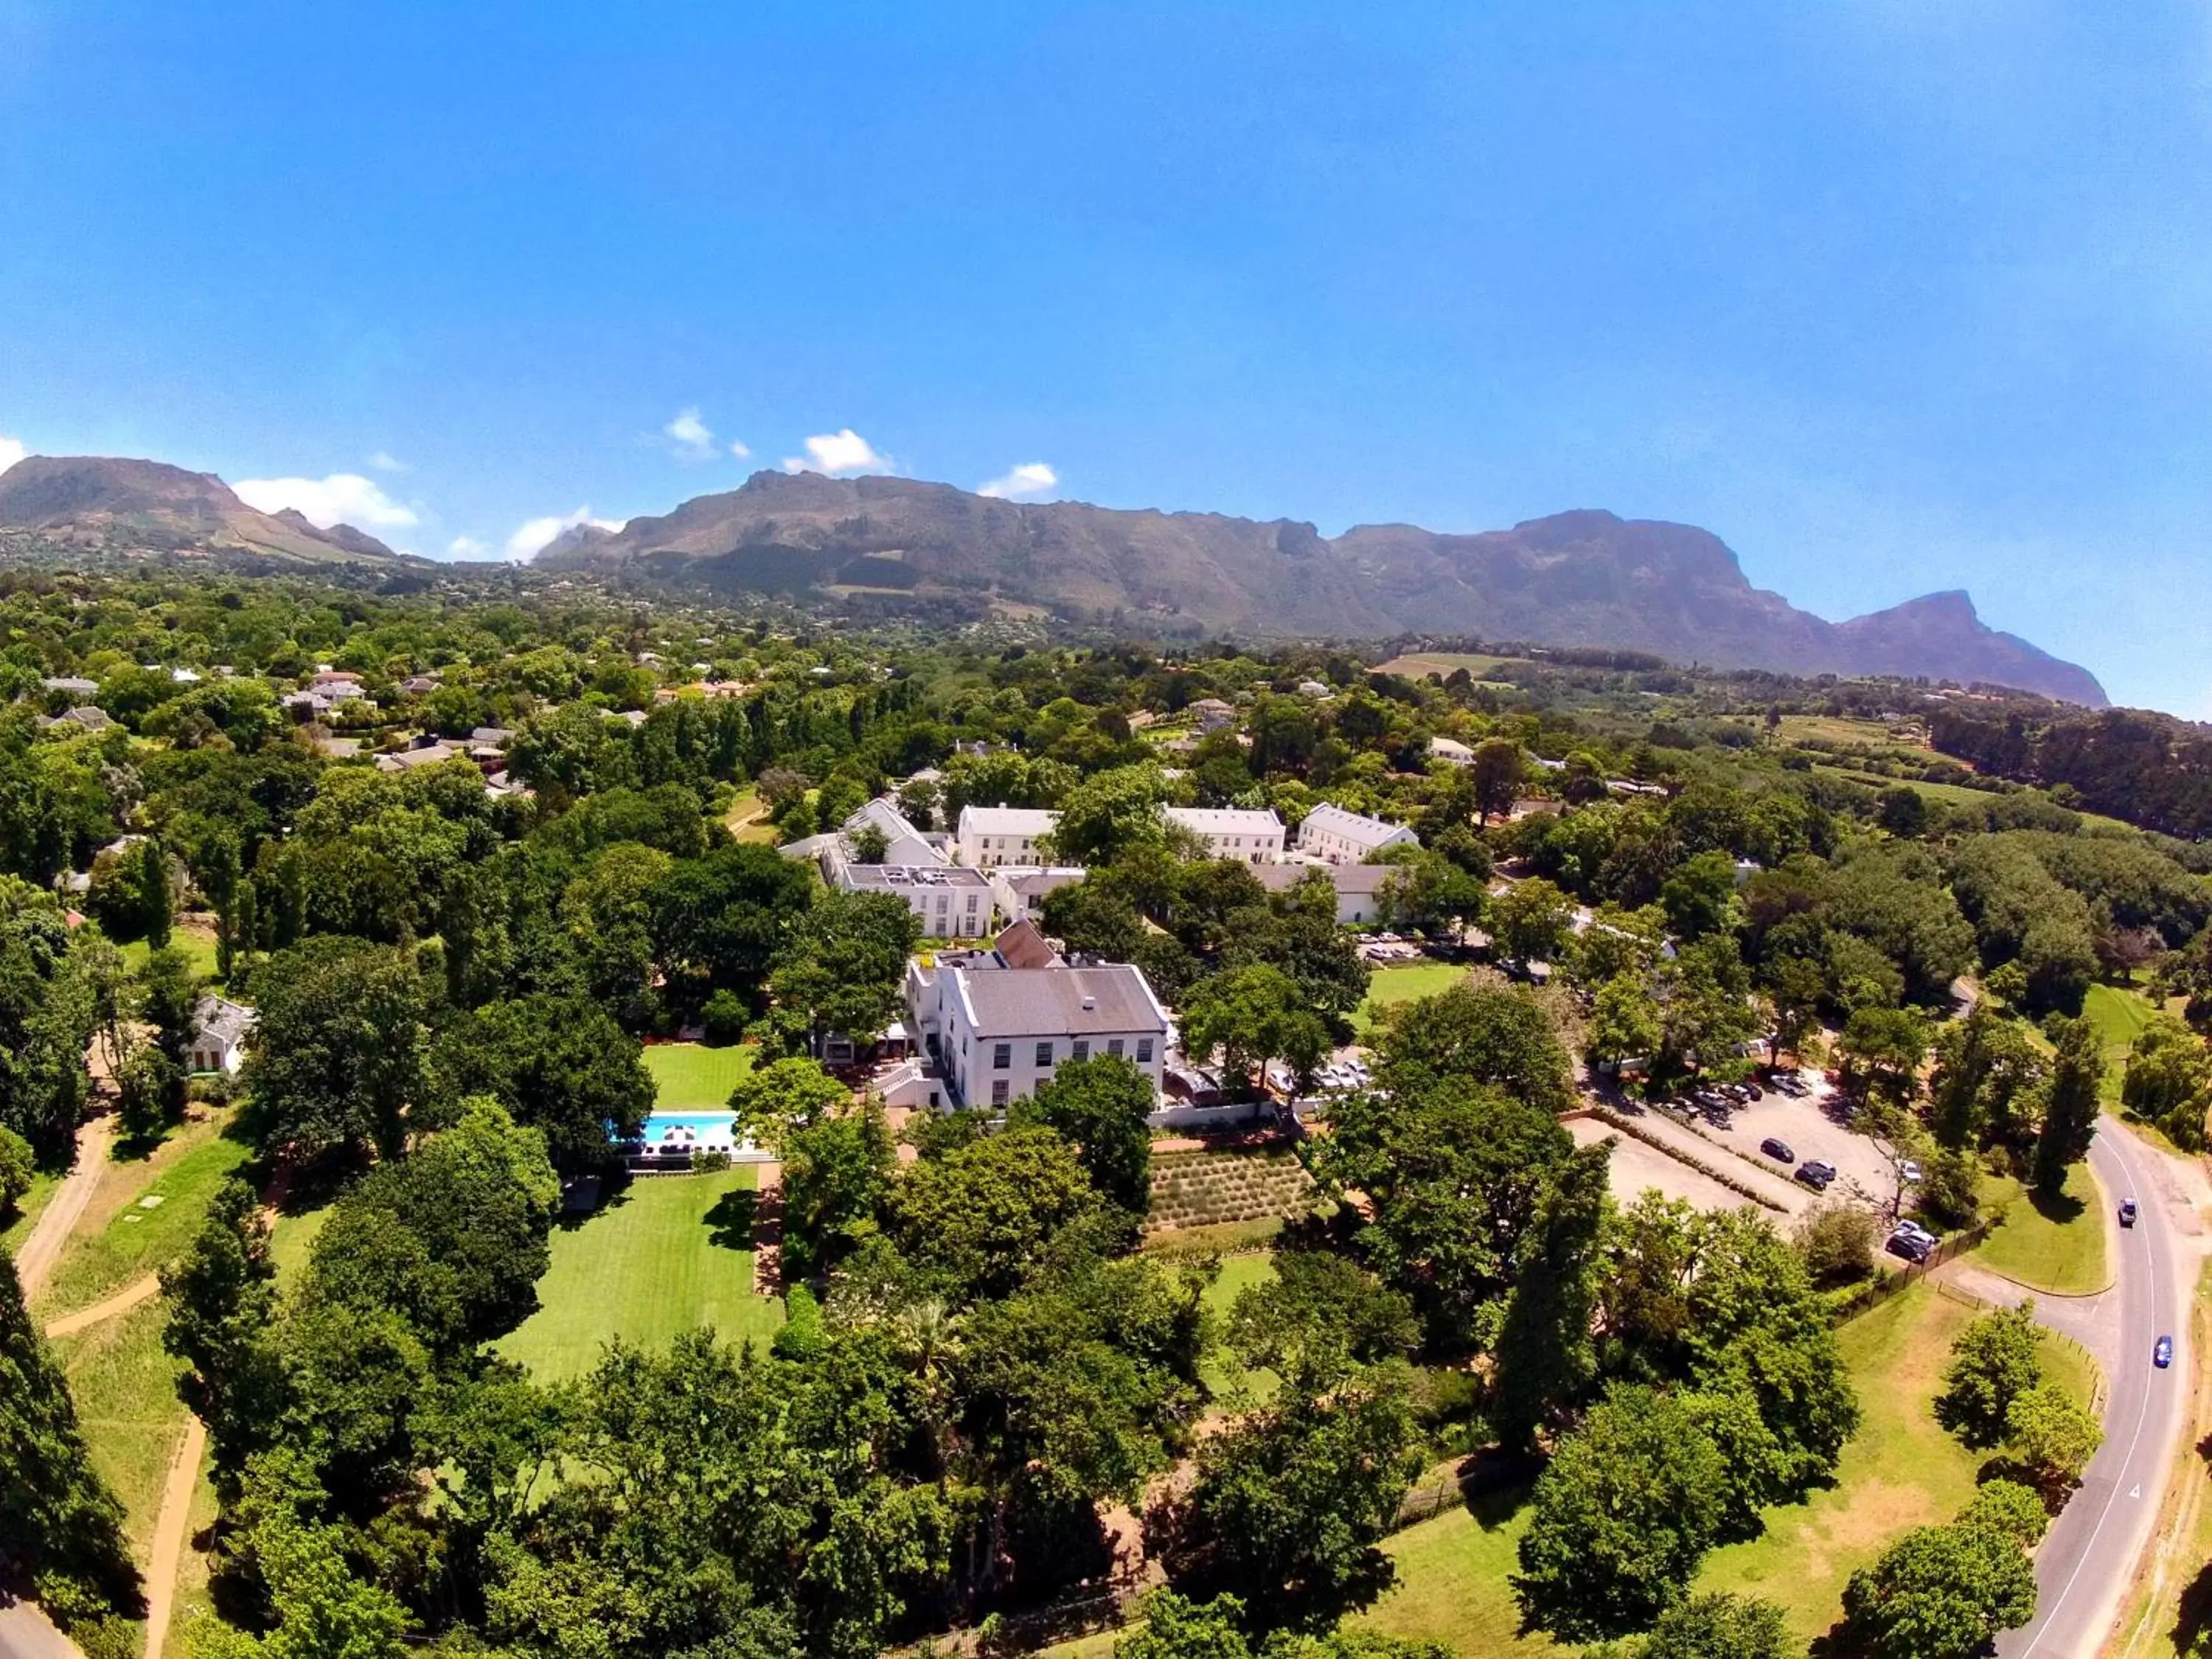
1694 1076 1905 1217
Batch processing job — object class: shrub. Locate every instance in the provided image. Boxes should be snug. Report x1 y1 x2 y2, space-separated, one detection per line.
1795 1204 1877 1286
700 989 749 1046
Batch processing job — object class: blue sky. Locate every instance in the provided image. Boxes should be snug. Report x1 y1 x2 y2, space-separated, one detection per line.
2 1 2208 713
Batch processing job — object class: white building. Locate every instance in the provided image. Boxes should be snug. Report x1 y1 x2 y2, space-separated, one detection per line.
841 796 946 868
1165 805 1284 863
1253 861 1395 926
1428 737 1474 766
1296 802 1420 865
989 865 1087 925
905 939 1169 1111
189 995 255 1075
956 804 1060 868
838 863 995 939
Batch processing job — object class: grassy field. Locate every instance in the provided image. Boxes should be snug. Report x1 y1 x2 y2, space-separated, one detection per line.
1355 962 1470 1038
49 1288 189 1560
1972 1164 2110 1295
1200 1252 1279 1404
493 1168 782 1378
35 1113 251 1318
1363 1283 2101 1654
119 922 223 983
1 1166 61 1254
724 786 779 844
1815 766 1997 808
642 1041 759 1110
268 1203 332 1289
2084 982 2163 1103
1374 652 1519 680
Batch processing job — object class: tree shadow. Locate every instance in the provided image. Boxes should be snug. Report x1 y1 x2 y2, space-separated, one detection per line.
553 1167 633 1231
2172 1559 2212 1658
706 1186 759 1251
2025 1183 2087 1226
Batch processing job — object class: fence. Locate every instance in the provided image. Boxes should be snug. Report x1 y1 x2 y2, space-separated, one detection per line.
1826 1214 1998 1321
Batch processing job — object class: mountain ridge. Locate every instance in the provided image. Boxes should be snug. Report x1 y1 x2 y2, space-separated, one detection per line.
541 470 2108 705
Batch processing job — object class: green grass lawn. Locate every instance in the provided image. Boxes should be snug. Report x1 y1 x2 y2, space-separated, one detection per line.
725 786 779 844
1972 1164 2110 1295
119 925 223 984
268 1203 332 1290
36 1115 252 1318
1200 1252 1279 1405
1 1166 61 1254
50 1293 190 1559
1363 1282 2104 1654
493 1169 782 1379
2083 982 2161 1103
642 1042 758 1110
1356 962 1470 1038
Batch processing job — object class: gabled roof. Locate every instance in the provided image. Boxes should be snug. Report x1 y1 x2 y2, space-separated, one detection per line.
991 919 1062 970
844 796 943 866
959 804 1060 838
1164 805 1283 835
192 994 254 1048
953 962 1168 1039
1299 802 1418 849
1253 861 1397 897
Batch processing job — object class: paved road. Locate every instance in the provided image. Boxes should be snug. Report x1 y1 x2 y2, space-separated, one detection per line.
0 1604 82 1659
2000 1117 2197 1658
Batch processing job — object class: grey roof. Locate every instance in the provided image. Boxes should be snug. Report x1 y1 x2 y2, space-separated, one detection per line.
470 726 515 745
375 743 461 771
1253 861 1397 897
192 995 254 1048
954 962 1167 1039
41 676 99 695
60 706 111 730
841 863 990 891
843 797 942 866
1299 802 1418 849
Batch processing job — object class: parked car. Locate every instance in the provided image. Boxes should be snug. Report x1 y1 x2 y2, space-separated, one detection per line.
1895 1220 1938 1247
1888 1228 1932 1264
1759 1136 1795 1164
1899 1159 1924 1184
1795 1159 1837 1191
2156 1335 2174 1368
2120 1198 2139 1228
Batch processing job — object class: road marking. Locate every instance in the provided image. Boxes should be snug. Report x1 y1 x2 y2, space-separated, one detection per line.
2020 1133 2163 1658
2130 1484 2141 1500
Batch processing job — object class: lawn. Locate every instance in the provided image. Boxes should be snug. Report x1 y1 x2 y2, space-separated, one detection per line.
493 1168 783 1379
119 922 223 984
2084 982 2161 1102
34 1113 251 1318
268 1203 332 1289
725 785 779 844
1200 1251 1279 1405
1815 767 1997 808
1373 653 1519 681
642 1041 759 1110
1972 1164 2110 1295
49 1293 190 1559
1356 962 1470 1038
1363 1283 2104 1654
1 1166 61 1254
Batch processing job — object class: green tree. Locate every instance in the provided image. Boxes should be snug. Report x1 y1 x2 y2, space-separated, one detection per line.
437 992 655 1167
0 1125 32 1217
204 1506 408 1659
729 1056 852 1145
139 835 173 948
1046 763 1178 865
1660 850 1742 942
1935 1302 2045 1447
779 1099 897 1279
2033 1015 2103 1197
0 878 100 1159
650 841 818 1010
2121 1015 2212 1150
2005 1382 2101 1489
1371 983 1575 1116
1182 964 1331 1096
0 1247 142 1621
1490 877 1576 965
1158 1363 1425 1635
1957 1478 2050 1547
888 1124 1099 1304
770 888 922 1057
1585 975 1662 1073
1840 1523 2036 1659
1223 1251 1419 1398
1638 1592 1792 1659
1017 1054 1158 1215
1468 738 1524 824
1513 1385 1731 1641
1837 1006 1930 1111
240 936 431 1163
1490 1138 1614 1450
1794 1203 1877 1286
160 1178 289 1491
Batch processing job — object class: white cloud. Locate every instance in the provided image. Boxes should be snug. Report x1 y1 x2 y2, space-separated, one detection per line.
782 428 891 477
233 472 420 529
729 439 751 459
367 451 407 473
978 462 1059 501
505 505 625 562
0 436 25 476
447 535 487 558
664 406 717 459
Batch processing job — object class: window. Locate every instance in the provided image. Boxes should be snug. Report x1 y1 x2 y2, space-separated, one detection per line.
1107 1038 1125 1057
1136 1037 1154 1064
992 1080 1010 1107
993 1043 1012 1071
966 893 978 912
1071 1039 1089 1062
1035 1040 1054 1068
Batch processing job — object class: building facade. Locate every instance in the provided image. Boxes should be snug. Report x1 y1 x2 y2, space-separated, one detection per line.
1295 802 1420 865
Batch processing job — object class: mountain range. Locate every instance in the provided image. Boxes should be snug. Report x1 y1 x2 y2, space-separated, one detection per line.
0 456 2107 704
0 455 408 567
538 470 2108 705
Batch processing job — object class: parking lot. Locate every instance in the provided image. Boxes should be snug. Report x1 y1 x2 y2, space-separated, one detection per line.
1672 1070 1909 1219
1568 1115 1761 1214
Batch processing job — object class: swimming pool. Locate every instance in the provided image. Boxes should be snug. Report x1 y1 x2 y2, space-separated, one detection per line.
630 1110 752 1154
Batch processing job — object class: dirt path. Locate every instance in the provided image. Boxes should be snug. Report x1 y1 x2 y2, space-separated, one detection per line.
41 1272 162 1338
14 1118 114 1300
141 1415 206 1659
